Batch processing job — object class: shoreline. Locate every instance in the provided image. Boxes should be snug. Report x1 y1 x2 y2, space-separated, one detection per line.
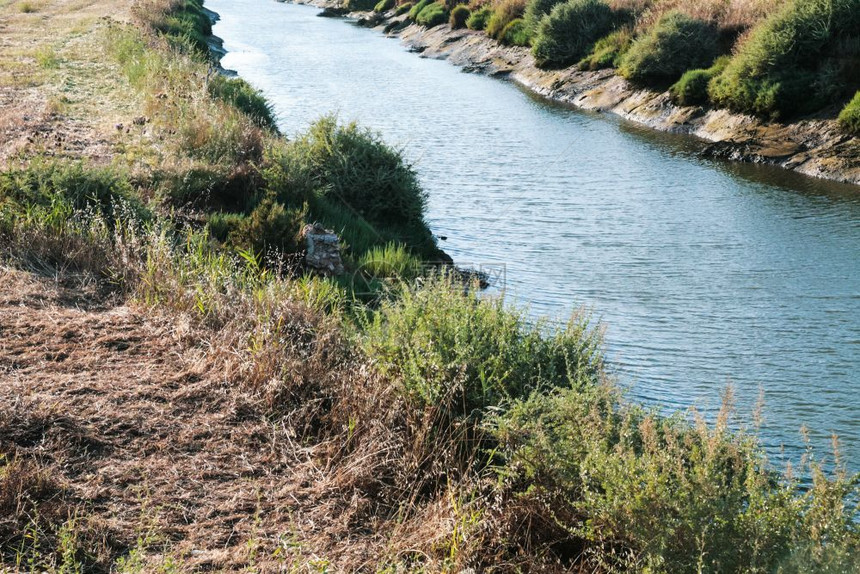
302 0 860 187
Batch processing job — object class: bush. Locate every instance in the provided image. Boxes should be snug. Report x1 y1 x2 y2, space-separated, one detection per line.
531 0 614 68
374 0 395 11
266 116 427 231
443 0 466 9
493 387 860 572
207 75 277 131
408 0 434 19
839 92 860 135
500 18 531 46
619 11 719 84
522 0 564 35
226 194 306 255
669 55 730 106
416 1 448 27
449 4 470 28
466 5 492 30
363 277 603 415
485 0 526 39
395 1 413 15
709 0 860 118
346 0 378 10
578 27 631 70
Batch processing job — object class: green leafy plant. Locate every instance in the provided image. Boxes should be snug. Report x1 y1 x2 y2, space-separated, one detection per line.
465 5 493 30
416 1 448 27
669 55 730 106
500 18 531 46
449 4 470 28
531 0 614 68
578 28 631 70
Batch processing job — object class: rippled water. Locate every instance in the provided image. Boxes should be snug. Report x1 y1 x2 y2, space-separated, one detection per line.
207 0 860 470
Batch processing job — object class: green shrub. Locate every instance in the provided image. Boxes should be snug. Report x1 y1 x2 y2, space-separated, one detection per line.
531 0 614 68
395 2 413 15
363 277 603 415
465 5 492 30
443 0 466 9
416 1 448 27
408 0 434 19
578 28 631 70
839 92 860 135
207 75 277 131
499 18 531 46
150 0 212 56
374 0 395 11
355 242 423 281
709 0 860 118
619 11 719 84
669 56 730 106
523 0 564 35
493 387 860 572
226 194 306 255
266 116 427 231
346 0 378 10
449 4 470 28
485 0 524 39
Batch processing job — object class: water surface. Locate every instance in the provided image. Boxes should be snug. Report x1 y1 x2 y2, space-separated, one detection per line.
208 0 860 470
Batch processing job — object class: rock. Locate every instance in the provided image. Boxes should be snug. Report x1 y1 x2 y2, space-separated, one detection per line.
302 223 345 276
318 6 348 17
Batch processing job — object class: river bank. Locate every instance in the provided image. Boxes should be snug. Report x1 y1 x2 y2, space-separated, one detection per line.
300 0 860 186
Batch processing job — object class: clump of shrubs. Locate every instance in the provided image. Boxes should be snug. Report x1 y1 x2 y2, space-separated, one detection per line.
408 0 434 19
373 0 395 12
708 0 860 119
449 4 470 28
395 2 413 15
669 56 730 106
466 5 493 30
207 75 278 131
839 92 860 135
500 17 531 46
415 1 448 27
531 0 614 68
619 11 719 84
485 0 526 39
578 27 631 70
522 0 564 35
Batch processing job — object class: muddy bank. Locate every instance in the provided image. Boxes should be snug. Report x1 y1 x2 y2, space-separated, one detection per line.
305 2 860 186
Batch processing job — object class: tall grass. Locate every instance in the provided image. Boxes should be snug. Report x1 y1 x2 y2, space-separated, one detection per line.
839 92 860 135
531 0 615 68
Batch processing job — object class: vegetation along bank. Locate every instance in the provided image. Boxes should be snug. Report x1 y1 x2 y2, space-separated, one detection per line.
1 0 859 571
316 0 860 185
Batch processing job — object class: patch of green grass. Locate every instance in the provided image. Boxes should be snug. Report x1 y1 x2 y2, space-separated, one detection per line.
34 46 60 69
395 2 413 15
465 5 493 30
619 11 719 85
708 0 860 119
531 0 614 69
374 0 395 11
484 0 524 40
408 0 435 19
838 92 860 135
207 75 278 131
18 1 37 13
669 55 730 106
522 0 564 36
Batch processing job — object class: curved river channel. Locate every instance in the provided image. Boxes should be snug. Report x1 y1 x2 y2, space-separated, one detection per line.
208 0 860 471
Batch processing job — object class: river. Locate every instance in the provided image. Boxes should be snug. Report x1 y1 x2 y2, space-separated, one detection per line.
207 0 860 471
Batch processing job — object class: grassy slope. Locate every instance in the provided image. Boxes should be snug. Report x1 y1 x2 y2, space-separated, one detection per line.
1 0 859 573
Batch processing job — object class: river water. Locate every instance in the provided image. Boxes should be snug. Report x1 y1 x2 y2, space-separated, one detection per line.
207 0 860 471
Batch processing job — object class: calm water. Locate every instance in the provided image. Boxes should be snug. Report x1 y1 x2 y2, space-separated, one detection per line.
208 0 860 470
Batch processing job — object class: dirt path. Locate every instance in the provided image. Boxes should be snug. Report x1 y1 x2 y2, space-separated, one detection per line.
0 269 321 570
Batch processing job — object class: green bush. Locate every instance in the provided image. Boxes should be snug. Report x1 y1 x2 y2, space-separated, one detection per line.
619 11 719 84
443 0 466 9
151 0 212 56
669 56 730 106
374 0 395 11
395 2 413 15
449 4 470 28
531 0 614 69
266 116 427 231
523 0 565 35
346 0 378 10
465 5 492 30
839 92 860 135
709 0 860 118
226 194 306 256
207 75 277 131
578 28 631 70
485 0 524 39
408 0 434 19
493 387 860 572
499 18 531 46
416 2 448 27
363 277 603 415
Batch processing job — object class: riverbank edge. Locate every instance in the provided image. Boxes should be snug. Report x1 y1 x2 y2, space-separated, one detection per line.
296 0 860 187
